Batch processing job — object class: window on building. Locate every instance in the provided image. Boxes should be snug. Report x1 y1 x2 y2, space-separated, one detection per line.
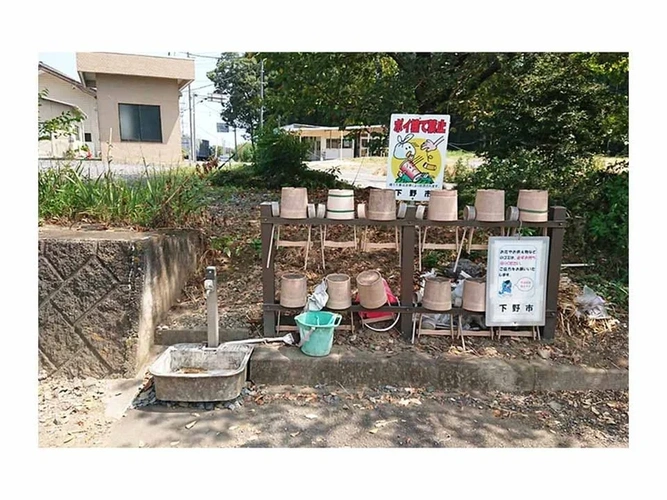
326 138 353 149
118 104 162 142
84 132 92 142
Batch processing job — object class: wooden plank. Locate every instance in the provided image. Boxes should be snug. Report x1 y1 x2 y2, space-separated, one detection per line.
323 240 357 248
458 329 494 337
261 216 567 229
276 240 312 248
543 206 567 342
361 314 396 324
422 243 458 250
418 329 454 337
261 203 276 337
364 242 398 250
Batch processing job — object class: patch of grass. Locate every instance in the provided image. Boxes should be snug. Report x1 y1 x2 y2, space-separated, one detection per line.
38 163 208 229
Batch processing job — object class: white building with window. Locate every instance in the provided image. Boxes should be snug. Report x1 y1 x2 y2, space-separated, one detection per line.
75 52 195 165
281 123 387 161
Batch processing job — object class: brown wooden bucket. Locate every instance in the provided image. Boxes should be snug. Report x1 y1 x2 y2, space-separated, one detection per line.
367 189 396 221
356 270 387 309
462 278 486 312
517 189 549 222
427 189 458 221
325 273 352 310
280 187 308 219
422 276 452 311
474 189 505 222
279 273 307 308
326 189 356 220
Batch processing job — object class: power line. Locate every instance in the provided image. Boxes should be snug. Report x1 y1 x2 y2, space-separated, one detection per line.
179 52 220 60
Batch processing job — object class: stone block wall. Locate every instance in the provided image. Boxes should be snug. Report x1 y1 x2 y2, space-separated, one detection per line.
38 226 203 379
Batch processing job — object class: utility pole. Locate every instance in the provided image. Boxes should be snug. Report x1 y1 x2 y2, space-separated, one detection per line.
187 52 195 164
192 92 197 162
259 58 264 130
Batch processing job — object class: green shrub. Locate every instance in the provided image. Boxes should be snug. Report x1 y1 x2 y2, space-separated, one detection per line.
209 128 352 189
236 143 254 162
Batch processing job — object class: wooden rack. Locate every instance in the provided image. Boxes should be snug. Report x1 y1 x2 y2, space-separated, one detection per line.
260 203 567 343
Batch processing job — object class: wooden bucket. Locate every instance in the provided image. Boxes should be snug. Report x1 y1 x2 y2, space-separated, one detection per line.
428 189 458 221
326 189 355 220
325 273 352 310
422 277 452 311
367 189 396 221
474 189 505 222
517 189 549 222
462 278 486 312
279 273 307 308
356 270 387 309
280 187 308 219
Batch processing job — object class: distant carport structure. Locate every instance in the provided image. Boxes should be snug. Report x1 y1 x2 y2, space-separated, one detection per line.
282 123 386 160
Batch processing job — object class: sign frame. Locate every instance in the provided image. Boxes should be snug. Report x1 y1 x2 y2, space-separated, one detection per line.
485 236 550 327
386 113 451 202
216 123 229 133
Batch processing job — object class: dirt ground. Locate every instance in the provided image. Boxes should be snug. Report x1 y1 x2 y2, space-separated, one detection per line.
38 377 115 447
161 187 629 371
38 377 628 448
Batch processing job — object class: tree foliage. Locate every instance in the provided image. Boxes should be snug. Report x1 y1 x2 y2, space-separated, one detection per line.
207 53 261 140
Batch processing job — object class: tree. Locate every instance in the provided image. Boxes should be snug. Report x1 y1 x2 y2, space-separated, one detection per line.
207 53 262 141
461 52 629 162
259 52 414 127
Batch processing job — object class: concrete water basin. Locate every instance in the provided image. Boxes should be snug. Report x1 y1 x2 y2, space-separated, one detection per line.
149 343 253 402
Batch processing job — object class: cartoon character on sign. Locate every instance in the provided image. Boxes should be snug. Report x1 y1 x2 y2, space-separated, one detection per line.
499 280 512 297
393 134 434 184
393 134 448 184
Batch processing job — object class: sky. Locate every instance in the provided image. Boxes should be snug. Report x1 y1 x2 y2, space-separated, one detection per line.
38 51 246 150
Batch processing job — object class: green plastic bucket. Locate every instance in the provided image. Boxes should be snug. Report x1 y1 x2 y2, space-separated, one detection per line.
295 311 342 357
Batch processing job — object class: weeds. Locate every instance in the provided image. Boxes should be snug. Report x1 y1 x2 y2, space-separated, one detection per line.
38 163 208 229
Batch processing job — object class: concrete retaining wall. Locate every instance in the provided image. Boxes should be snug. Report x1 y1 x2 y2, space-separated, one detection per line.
247 346 629 392
38 226 204 379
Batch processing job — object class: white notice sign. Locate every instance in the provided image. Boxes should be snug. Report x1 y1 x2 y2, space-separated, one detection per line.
486 237 550 327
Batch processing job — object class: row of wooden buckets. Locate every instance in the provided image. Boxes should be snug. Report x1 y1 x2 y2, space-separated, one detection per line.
280 271 487 312
278 270 395 333
271 187 549 270
270 187 402 270
416 275 540 347
279 270 391 310
420 188 549 271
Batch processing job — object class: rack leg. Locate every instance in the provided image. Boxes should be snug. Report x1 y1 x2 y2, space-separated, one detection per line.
320 225 326 270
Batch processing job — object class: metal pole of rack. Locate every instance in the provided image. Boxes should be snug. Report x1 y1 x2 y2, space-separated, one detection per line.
400 205 417 340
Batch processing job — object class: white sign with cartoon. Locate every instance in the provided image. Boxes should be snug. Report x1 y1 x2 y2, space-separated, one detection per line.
486 236 550 327
386 113 451 201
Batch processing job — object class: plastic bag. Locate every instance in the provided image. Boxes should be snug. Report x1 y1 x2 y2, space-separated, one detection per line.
452 280 465 308
574 285 610 320
304 280 328 312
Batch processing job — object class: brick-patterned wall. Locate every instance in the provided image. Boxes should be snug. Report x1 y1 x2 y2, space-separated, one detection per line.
38 228 203 379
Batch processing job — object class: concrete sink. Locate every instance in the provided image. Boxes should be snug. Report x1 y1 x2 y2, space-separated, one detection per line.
149 343 253 402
